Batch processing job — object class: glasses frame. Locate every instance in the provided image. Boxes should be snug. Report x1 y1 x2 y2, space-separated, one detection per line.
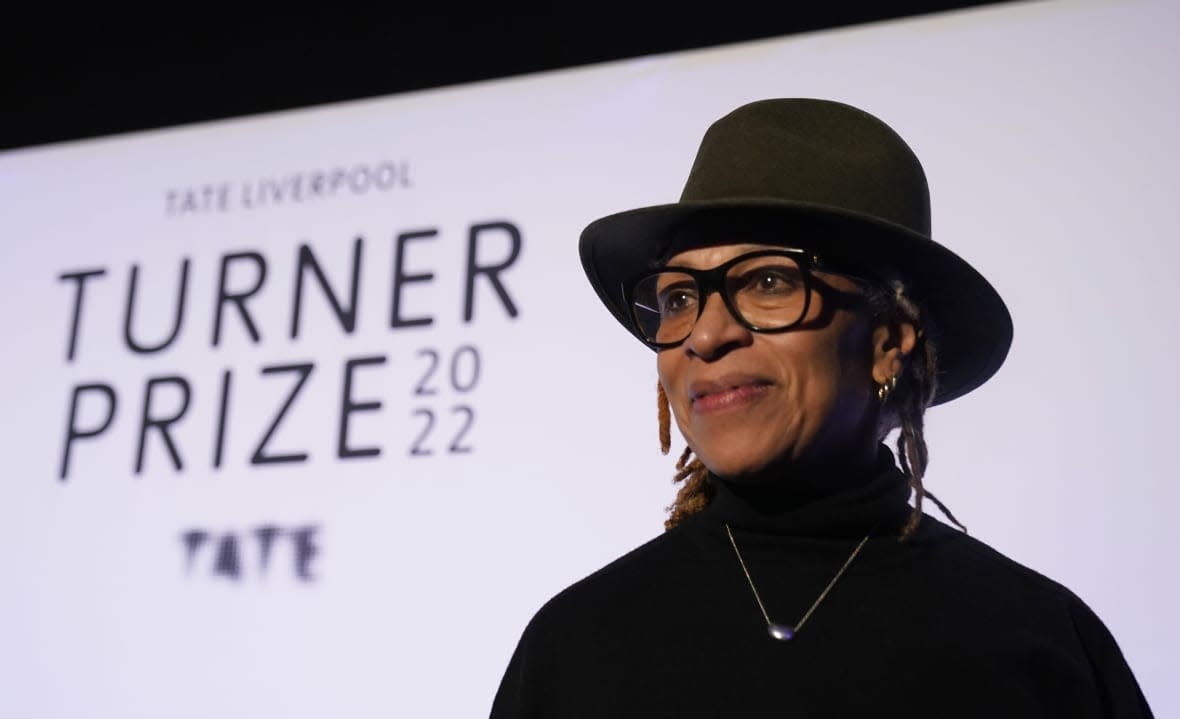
625 247 850 349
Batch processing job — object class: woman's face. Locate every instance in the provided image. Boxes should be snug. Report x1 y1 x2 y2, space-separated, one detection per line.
656 243 907 480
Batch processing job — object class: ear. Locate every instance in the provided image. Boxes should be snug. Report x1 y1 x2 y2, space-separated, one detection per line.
871 320 917 385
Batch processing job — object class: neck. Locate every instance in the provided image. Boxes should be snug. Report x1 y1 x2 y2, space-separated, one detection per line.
717 439 880 502
701 444 910 536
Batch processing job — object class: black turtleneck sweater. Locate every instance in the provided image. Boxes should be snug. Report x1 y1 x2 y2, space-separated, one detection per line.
490 448 1153 717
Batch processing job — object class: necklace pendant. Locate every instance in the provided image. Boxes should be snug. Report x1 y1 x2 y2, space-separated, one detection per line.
767 622 795 641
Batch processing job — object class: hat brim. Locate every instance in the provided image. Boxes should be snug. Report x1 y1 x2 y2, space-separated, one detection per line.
579 198 1012 406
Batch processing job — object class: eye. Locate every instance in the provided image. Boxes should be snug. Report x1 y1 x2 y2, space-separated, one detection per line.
733 265 802 296
657 284 698 316
756 272 785 292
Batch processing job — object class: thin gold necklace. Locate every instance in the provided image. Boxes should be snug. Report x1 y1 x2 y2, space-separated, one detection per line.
724 523 872 641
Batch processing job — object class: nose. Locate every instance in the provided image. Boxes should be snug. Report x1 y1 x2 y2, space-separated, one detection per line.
683 292 752 360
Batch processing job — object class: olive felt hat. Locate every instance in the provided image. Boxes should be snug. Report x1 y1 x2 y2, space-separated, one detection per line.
578 98 1012 405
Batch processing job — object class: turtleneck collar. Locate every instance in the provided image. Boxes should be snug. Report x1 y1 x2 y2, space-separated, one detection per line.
695 444 913 537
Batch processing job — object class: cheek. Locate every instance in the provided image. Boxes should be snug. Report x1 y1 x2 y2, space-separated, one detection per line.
778 322 872 415
834 321 875 395
807 329 875 430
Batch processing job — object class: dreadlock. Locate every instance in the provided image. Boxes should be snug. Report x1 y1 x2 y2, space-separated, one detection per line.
658 280 966 541
658 382 713 529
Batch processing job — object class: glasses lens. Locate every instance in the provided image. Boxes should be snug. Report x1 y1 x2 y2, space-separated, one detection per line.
629 253 810 346
725 254 807 330
632 271 699 345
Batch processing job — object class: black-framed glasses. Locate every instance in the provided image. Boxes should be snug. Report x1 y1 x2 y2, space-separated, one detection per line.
627 248 834 348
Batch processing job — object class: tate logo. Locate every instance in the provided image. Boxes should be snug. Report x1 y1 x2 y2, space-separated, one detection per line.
182 524 320 582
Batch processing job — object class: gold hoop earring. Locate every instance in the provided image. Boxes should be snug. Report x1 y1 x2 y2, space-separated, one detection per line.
877 375 898 402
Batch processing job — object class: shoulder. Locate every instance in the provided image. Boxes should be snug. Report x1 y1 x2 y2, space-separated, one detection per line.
524 523 700 634
912 514 1082 608
910 517 1151 675
922 520 1154 714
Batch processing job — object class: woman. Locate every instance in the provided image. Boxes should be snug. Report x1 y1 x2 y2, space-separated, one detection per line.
490 99 1152 717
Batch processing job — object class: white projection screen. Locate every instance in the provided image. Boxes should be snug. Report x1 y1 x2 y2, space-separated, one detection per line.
1 0 1176 715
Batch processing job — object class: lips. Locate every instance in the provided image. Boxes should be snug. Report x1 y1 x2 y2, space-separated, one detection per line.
688 375 772 414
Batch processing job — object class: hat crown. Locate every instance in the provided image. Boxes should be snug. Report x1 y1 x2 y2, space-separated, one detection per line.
680 99 931 237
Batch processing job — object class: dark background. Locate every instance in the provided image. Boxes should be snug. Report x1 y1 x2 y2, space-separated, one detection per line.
2 3 1010 152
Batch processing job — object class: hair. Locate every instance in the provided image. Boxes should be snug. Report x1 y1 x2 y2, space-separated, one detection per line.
657 279 967 541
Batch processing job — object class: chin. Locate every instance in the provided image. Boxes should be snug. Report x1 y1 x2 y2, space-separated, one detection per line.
693 437 793 482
